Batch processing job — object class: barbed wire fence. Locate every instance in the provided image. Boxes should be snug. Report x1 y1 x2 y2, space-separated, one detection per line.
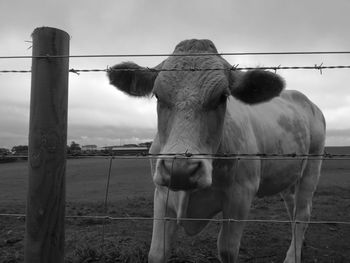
3 50 350 75
1 28 350 262
2 153 350 262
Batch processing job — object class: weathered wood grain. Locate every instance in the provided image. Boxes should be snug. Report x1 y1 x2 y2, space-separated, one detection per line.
25 27 69 263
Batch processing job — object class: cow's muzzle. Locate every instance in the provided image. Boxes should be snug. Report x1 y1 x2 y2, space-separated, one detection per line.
154 157 212 191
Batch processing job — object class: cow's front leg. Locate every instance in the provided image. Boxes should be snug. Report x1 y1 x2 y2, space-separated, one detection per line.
217 170 257 263
149 187 178 263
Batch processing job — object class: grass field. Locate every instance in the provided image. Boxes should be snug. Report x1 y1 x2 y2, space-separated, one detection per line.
1 154 350 262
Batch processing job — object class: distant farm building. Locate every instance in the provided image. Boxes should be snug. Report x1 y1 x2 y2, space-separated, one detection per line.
11 145 28 156
81 145 98 152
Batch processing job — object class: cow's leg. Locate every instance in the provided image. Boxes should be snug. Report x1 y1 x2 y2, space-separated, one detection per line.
149 187 178 263
281 185 295 220
217 181 256 263
283 159 322 263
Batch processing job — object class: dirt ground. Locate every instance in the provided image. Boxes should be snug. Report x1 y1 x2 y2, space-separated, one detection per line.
1 156 349 262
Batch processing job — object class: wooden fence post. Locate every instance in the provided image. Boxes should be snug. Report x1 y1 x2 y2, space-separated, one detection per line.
25 27 69 263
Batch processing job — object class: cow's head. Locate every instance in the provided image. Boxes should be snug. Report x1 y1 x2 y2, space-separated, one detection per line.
108 39 284 191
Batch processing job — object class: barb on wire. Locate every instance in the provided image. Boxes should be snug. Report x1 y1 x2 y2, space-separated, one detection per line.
273 65 281 73
315 63 324 75
69 68 80 75
230 64 239 71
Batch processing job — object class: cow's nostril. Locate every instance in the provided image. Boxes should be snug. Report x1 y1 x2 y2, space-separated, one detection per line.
162 159 174 174
155 157 212 191
186 161 200 174
162 159 200 176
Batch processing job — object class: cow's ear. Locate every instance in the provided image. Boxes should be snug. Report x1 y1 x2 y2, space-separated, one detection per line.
107 62 159 97
229 70 285 104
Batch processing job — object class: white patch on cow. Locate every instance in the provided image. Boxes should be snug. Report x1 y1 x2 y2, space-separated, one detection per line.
175 191 190 224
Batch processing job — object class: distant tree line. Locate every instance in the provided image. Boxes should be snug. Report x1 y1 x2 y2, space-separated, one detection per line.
1 141 153 160
67 141 81 155
0 148 11 155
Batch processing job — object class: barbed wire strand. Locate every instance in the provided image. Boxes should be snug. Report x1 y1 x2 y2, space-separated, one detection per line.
3 153 350 160
1 213 349 225
2 50 350 60
0 70 32 73
3 64 350 74
73 152 350 161
103 64 350 73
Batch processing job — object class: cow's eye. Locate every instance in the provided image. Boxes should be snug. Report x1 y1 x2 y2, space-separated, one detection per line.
206 93 228 110
153 93 159 101
219 93 228 104
154 93 172 109
215 93 228 108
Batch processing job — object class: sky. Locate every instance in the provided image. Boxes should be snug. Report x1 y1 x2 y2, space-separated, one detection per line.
1 0 350 148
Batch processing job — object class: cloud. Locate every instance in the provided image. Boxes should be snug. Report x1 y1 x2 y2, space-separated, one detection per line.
1 0 350 147
68 124 156 146
68 73 157 128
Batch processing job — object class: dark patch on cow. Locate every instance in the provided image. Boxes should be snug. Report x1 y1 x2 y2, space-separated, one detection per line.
219 113 247 153
277 115 308 152
283 90 317 118
212 115 250 188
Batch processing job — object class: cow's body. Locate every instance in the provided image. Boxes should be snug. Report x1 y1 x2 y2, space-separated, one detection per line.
108 39 325 263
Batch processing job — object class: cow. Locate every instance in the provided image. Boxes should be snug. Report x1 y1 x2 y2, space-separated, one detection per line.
107 39 326 263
